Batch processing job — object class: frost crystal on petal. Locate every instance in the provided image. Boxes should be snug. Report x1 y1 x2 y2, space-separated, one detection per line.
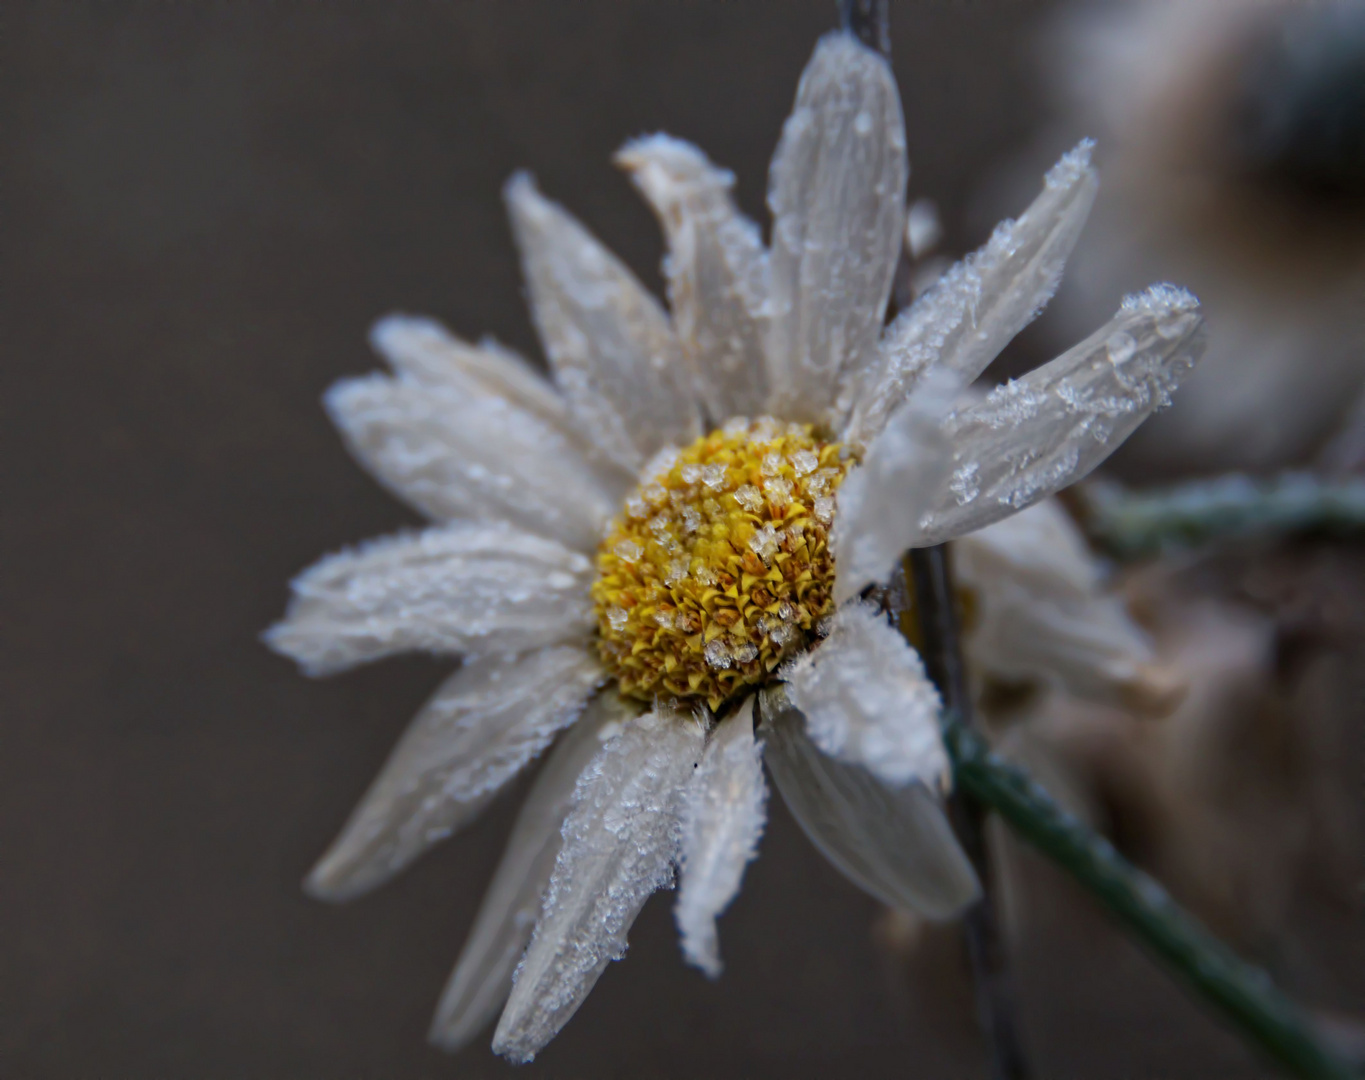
842 140 1098 450
431 693 634 1052
781 603 948 789
758 686 978 918
911 284 1206 545
504 173 701 473
492 708 706 1063
305 647 605 902
676 699 767 978
766 33 908 427
264 523 596 676
617 135 770 422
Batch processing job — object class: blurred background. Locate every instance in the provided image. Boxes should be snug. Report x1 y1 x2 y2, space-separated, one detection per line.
5 2 1363 1077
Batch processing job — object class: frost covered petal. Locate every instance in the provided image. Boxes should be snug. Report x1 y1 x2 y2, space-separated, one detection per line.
264 523 595 676
304 647 605 902
617 136 769 422
766 32 908 426
954 501 1181 714
505 173 701 473
833 370 959 602
326 368 617 554
429 692 634 1052
492 707 706 1063
781 603 948 789
675 698 767 978
912 284 1207 545
758 686 978 919
843 141 1098 449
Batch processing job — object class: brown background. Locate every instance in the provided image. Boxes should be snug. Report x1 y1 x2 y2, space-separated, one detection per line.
3 3 1282 1076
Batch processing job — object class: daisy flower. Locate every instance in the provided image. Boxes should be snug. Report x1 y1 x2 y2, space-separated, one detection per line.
266 31 1205 1063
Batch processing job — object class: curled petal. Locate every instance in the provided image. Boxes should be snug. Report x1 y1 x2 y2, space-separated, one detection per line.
505 173 701 473
953 501 1183 715
430 692 635 1052
781 603 948 789
766 32 908 426
758 686 979 919
675 698 767 978
304 646 605 902
843 141 1098 449
617 135 769 422
913 284 1207 546
493 707 706 1063
263 523 595 676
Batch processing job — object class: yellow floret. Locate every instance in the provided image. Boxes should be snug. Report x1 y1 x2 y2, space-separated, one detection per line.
591 417 854 712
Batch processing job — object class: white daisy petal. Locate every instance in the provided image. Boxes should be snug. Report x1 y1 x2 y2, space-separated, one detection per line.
429 691 635 1052
832 370 960 603
782 603 948 789
843 141 1099 449
616 135 769 423
766 32 908 426
325 373 616 553
304 646 605 902
264 523 595 676
954 501 1181 714
758 686 979 919
675 697 767 979
910 284 1207 546
504 172 701 473
492 707 706 1064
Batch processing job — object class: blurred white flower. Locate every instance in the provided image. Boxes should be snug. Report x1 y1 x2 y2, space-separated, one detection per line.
266 31 1204 1063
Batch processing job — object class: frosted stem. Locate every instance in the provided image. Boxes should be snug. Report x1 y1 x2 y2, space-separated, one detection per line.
907 546 1031 1080
945 718 1360 1080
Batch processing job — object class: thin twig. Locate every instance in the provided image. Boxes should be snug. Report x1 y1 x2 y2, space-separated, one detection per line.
909 547 1031 1080
944 719 1360 1080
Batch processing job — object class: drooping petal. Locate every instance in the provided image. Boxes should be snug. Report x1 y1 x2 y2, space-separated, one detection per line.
781 603 948 789
675 698 767 978
953 501 1183 714
832 370 960 603
908 284 1206 547
758 686 978 919
616 135 769 423
766 32 908 426
505 173 701 473
304 647 606 902
264 523 595 676
326 373 616 553
429 691 636 1053
492 707 706 1064
842 141 1099 449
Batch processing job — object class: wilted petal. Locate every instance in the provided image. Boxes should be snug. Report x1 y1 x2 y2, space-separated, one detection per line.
912 284 1207 546
766 33 908 426
430 692 636 1052
617 136 769 422
781 604 948 788
326 373 616 553
493 707 706 1064
675 698 767 978
264 523 595 676
843 141 1098 449
954 501 1182 714
304 647 605 902
758 686 978 919
833 370 959 603
505 173 701 473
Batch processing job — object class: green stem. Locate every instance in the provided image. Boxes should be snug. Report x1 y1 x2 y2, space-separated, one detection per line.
1081 473 1365 559
943 719 1360 1080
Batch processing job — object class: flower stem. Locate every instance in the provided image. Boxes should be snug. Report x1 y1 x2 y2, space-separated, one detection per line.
1079 473 1365 559
943 719 1360 1080
909 546 1031 1080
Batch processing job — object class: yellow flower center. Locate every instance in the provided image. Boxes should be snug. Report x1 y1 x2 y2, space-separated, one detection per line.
591 417 854 712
